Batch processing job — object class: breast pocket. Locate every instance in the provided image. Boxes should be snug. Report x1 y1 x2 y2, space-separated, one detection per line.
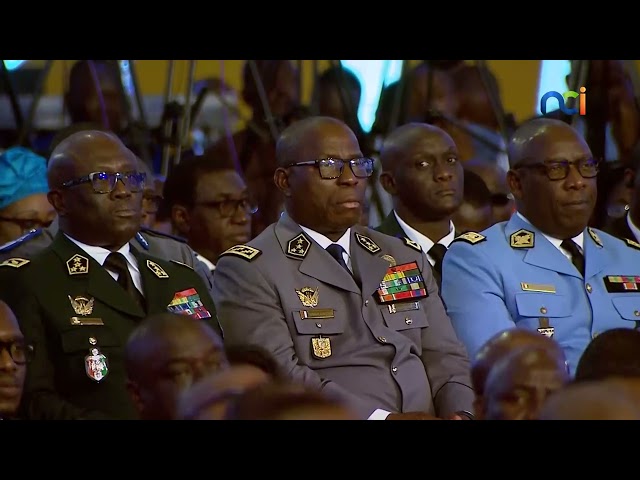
380 303 429 348
514 293 571 331
291 308 345 335
611 296 640 324
59 327 121 384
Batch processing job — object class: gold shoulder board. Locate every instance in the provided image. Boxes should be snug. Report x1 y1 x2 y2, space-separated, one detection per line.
220 245 262 261
454 232 486 245
0 257 30 268
625 238 640 250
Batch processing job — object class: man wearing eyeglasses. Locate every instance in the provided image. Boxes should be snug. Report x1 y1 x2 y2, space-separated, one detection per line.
375 123 464 290
0 130 219 420
0 300 30 420
213 116 474 421
161 155 255 274
441 118 640 376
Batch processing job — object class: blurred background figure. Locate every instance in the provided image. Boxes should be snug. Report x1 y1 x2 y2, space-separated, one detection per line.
470 329 565 419
224 382 359 420
482 345 570 420
0 300 30 420
125 313 228 420
452 169 494 233
538 379 640 420
0 147 54 246
574 328 640 383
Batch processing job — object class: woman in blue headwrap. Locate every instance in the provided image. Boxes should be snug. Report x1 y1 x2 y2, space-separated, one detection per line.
0 147 55 245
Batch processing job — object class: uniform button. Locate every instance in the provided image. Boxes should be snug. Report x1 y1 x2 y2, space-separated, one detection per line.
586 283 592 293
364 300 369 306
405 317 412 325
635 311 640 317
392 366 398 374
89 337 97 345
540 307 547 314
316 323 322 328
378 336 387 343
592 332 599 339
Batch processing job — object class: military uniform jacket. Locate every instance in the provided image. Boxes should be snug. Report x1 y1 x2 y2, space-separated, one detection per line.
0 232 219 420
441 214 640 375
0 224 216 298
603 213 637 244
212 214 473 419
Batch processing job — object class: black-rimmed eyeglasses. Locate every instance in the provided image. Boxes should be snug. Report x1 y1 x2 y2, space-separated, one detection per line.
194 198 259 218
513 158 599 181
0 340 34 365
62 171 147 194
287 157 375 180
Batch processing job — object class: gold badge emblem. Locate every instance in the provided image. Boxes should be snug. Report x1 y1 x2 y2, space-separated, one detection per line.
296 286 319 308
0 257 30 268
68 295 95 316
146 260 169 278
510 229 535 248
311 336 332 359
287 233 311 259
355 232 381 254
66 254 89 275
588 227 603 247
454 232 486 245
625 238 640 250
220 245 262 261
380 254 397 267
403 237 422 252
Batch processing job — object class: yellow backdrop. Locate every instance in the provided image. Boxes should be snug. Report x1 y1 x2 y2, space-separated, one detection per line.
27 60 640 128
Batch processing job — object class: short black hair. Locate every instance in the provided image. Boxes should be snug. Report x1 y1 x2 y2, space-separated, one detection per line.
224 344 283 380
575 328 640 382
462 168 492 207
317 66 361 94
160 154 237 215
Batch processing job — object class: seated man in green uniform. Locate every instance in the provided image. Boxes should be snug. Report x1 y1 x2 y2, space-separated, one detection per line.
0 130 220 420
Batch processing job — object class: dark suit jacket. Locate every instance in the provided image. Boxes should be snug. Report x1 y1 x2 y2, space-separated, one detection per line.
374 211 457 290
603 213 638 243
0 233 220 420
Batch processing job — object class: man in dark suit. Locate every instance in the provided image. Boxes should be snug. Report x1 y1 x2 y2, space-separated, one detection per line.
0 130 219 420
213 117 474 420
603 145 640 243
375 123 464 289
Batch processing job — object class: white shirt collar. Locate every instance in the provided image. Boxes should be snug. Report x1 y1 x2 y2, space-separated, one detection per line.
516 212 584 252
299 226 351 258
196 252 216 271
64 234 139 272
393 210 456 253
627 214 640 243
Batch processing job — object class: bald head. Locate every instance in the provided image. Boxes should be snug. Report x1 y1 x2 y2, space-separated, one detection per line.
380 122 454 172
539 380 640 420
275 116 353 168
483 345 570 420
507 118 580 168
48 130 126 188
472 328 564 395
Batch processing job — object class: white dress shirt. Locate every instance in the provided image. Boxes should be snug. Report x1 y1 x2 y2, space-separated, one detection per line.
627 214 640 243
298 224 390 420
195 252 216 272
394 211 456 266
65 234 144 295
516 212 584 259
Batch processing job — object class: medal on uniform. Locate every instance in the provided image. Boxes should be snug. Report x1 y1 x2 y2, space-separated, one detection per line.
85 347 109 382
311 336 332 359
537 317 555 338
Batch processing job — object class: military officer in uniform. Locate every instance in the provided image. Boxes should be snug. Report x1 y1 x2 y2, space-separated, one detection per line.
375 123 464 288
0 130 219 420
441 118 640 376
212 116 474 420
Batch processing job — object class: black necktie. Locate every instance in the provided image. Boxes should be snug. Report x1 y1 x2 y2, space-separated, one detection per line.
561 239 585 277
326 244 351 274
104 252 145 309
428 243 447 277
